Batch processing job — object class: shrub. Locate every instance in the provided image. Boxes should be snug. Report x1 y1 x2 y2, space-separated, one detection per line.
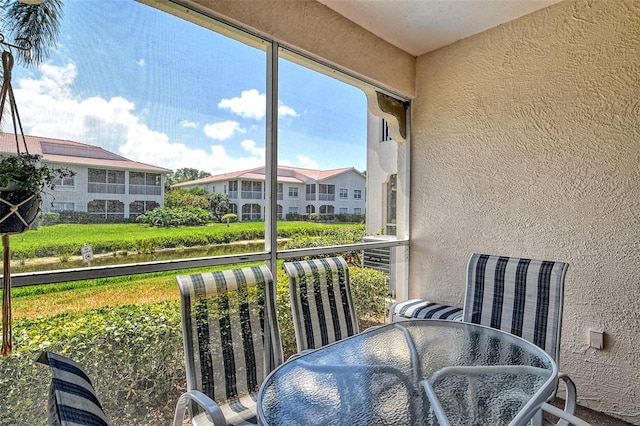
349 266 388 320
221 213 238 223
136 206 210 227
0 302 184 425
165 189 210 210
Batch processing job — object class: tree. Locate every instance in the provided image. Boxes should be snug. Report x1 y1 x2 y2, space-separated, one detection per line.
167 168 211 185
207 192 230 223
0 0 64 66
165 188 210 210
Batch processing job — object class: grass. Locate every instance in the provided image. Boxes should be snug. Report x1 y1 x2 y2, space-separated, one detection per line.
10 264 262 319
8 221 357 257
7 220 368 319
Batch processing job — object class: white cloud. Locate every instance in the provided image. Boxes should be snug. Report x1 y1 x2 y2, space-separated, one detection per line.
278 105 298 118
218 89 297 120
296 154 318 169
180 119 198 128
240 139 265 158
13 62 264 174
203 120 244 140
218 89 264 120
136 59 145 67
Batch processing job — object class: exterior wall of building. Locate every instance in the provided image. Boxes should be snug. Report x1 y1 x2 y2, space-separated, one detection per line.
366 113 398 234
183 171 366 221
410 1 640 421
41 163 165 219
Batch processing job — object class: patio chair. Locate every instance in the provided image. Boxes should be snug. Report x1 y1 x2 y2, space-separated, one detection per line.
283 256 359 352
37 350 110 426
174 265 283 426
464 253 578 426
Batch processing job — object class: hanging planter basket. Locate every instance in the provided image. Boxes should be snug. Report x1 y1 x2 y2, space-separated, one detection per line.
0 48 73 355
0 185 41 234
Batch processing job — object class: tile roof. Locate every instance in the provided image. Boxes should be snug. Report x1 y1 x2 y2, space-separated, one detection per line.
172 165 363 188
0 133 170 172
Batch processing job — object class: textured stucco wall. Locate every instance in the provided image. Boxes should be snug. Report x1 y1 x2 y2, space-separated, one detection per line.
411 0 640 421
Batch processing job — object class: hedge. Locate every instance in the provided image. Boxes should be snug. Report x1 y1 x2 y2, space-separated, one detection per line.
0 265 387 424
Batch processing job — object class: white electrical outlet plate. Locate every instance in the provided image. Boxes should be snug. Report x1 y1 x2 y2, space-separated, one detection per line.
589 330 604 349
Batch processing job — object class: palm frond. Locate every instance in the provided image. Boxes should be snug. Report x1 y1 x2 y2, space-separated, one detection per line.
2 0 63 65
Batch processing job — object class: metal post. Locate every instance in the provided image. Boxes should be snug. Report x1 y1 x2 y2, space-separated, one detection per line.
2 233 12 356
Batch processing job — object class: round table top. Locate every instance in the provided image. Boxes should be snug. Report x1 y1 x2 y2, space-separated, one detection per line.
258 319 557 426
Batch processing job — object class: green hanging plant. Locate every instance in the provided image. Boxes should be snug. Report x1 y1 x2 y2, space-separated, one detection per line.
0 152 73 191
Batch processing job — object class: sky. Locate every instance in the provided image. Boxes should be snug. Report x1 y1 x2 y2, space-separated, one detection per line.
8 0 368 175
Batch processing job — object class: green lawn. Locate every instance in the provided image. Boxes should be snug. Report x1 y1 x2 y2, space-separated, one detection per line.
8 221 367 318
9 221 359 258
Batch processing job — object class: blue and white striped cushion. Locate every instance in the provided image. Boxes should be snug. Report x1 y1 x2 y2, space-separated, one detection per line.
176 265 283 425
37 351 110 426
391 299 463 321
283 256 359 352
464 253 568 361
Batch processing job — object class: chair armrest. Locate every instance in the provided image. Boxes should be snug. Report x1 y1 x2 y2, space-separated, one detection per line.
173 390 226 426
541 402 592 426
558 373 577 414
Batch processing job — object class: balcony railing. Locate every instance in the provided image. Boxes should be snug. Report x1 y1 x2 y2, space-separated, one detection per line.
88 183 126 194
241 191 263 199
129 184 162 195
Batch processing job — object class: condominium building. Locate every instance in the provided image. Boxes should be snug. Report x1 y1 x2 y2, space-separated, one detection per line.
0 133 170 219
172 165 366 221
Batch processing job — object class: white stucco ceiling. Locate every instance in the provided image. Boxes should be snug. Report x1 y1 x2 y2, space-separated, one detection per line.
317 0 562 56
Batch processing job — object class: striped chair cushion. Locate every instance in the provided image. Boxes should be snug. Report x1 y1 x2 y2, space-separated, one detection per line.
176 265 283 425
283 256 359 352
390 299 463 321
37 351 110 426
464 253 568 361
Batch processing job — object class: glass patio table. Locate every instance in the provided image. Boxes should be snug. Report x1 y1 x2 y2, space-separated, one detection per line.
257 319 557 426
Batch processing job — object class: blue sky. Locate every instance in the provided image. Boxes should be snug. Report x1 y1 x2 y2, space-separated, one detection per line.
10 0 368 174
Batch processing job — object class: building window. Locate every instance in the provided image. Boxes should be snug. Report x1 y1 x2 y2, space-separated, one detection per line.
288 186 298 198
88 199 125 219
277 204 283 220
228 180 239 199
381 119 392 142
386 174 397 235
354 208 362 215
339 188 348 199
130 200 160 218
241 181 263 199
319 184 335 201
306 184 316 201
277 183 283 200
353 189 362 200
306 205 315 214
129 172 161 195
319 205 334 214
51 175 75 188
229 203 238 214
288 206 299 215
339 207 347 214
241 203 261 221
88 169 125 194
51 202 74 212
